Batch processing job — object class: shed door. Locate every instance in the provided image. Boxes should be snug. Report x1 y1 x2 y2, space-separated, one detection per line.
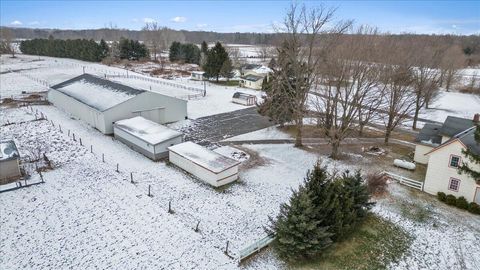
475 187 480 204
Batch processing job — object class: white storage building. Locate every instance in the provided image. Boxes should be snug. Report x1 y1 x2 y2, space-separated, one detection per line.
114 116 183 160
48 74 188 134
0 140 21 184
232 92 257 106
168 142 241 187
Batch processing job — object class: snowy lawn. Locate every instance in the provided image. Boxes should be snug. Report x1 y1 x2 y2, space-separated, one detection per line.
419 91 480 123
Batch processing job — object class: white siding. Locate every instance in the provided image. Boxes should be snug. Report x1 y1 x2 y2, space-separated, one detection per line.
154 137 183 155
168 151 238 187
424 141 480 202
414 144 434 164
114 126 154 153
0 159 21 182
48 89 106 133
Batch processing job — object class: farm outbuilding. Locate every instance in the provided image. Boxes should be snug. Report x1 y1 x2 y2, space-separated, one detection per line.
168 142 240 187
0 140 21 184
190 71 206 81
232 92 257 106
114 116 183 160
48 74 187 134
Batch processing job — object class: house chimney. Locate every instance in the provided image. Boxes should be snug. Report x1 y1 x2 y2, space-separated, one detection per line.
474 113 480 123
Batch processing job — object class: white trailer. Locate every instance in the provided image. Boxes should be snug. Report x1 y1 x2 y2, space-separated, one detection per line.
168 142 240 187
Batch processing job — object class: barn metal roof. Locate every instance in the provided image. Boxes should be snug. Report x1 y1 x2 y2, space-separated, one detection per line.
51 74 145 112
439 116 475 137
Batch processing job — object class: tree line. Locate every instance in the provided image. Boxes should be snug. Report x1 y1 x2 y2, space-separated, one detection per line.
19 36 149 62
259 4 479 160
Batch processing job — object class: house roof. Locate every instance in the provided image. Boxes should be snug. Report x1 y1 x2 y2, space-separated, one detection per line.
241 64 262 70
439 116 475 138
114 116 183 146
0 140 19 162
415 123 442 146
168 141 240 174
456 127 480 156
51 74 145 112
241 75 264 82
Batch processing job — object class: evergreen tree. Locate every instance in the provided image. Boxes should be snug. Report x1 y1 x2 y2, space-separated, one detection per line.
342 170 374 219
201 41 208 54
99 39 109 59
169 41 181 62
203 42 229 82
220 58 234 81
458 125 480 180
268 185 332 261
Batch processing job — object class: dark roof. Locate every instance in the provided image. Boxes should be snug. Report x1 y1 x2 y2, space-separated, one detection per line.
454 127 480 155
415 123 442 145
241 64 262 70
241 75 263 82
0 140 20 162
439 116 475 138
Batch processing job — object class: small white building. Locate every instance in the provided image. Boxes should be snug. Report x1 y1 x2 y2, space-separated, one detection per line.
49 74 187 134
191 71 206 81
414 114 480 203
239 64 272 90
114 116 183 160
0 140 21 184
168 141 240 187
232 92 257 106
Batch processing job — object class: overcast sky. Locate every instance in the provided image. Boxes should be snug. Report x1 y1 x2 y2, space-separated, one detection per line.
1 0 479 35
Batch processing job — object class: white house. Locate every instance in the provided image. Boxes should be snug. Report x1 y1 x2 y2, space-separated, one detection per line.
0 140 21 184
191 71 205 81
239 64 272 90
415 114 480 203
114 116 183 160
168 141 240 187
232 92 257 106
49 74 188 134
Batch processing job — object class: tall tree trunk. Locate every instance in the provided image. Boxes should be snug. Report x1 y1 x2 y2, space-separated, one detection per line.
412 97 421 130
384 129 391 145
294 118 303 147
331 140 340 159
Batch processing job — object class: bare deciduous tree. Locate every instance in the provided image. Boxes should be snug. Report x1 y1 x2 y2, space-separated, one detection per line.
440 45 466 91
0 28 15 57
274 3 350 147
142 22 161 61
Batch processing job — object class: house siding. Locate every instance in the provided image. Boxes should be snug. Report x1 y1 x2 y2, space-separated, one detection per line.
424 141 480 202
414 144 434 164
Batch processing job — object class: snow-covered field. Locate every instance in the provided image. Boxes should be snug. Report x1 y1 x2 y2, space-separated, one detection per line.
419 91 480 123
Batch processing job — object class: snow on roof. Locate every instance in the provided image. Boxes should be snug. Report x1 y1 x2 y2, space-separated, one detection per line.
0 140 19 161
51 74 145 111
233 92 256 99
252 66 272 74
168 141 240 173
115 116 182 145
242 74 264 82
191 71 205 75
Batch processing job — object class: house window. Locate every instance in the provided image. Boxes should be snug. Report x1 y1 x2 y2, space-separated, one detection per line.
448 178 461 192
449 155 461 168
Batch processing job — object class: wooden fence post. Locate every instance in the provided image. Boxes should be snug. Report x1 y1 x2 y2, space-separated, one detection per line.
116 163 119 172
130 172 133 183
225 241 229 256
148 185 151 197
73 133 76 141
79 138 82 146
102 153 105 162
90 145 93 153
168 200 173 214
195 221 200 232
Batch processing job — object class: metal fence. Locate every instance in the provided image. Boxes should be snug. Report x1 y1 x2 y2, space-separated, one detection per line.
238 234 275 262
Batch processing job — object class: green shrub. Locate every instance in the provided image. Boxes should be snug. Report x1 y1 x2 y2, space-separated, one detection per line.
468 202 480 215
456 196 469 209
445 194 457 206
437 192 446 202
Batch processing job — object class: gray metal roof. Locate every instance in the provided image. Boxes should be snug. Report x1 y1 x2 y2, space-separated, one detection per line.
51 74 145 111
455 126 480 156
233 92 256 99
0 140 19 162
439 116 475 138
242 75 263 82
415 123 442 145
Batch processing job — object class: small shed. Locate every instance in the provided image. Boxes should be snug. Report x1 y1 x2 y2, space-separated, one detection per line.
191 71 206 81
168 142 241 187
232 92 257 106
114 116 183 160
0 140 21 184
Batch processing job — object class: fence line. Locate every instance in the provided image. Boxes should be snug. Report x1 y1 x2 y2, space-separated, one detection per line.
381 171 424 191
238 235 275 262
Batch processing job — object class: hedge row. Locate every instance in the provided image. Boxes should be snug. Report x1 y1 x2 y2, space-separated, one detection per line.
437 192 480 215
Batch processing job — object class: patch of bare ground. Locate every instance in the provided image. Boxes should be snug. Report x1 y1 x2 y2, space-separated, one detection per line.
234 145 272 170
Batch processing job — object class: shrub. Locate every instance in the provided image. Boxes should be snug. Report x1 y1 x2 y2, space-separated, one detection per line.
366 173 388 196
456 196 469 209
437 192 447 202
445 194 457 206
468 202 480 215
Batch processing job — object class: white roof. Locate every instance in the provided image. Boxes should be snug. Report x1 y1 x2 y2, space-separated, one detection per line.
115 117 183 145
0 140 19 161
168 142 240 173
252 66 272 74
191 71 205 75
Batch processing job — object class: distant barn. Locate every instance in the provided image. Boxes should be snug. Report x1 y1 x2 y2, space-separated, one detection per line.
48 74 187 134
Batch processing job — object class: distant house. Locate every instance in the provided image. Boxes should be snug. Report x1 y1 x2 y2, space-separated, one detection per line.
114 116 183 160
191 71 205 81
239 65 272 90
0 140 21 184
168 142 240 187
414 114 480 203
232 92 257 106
48 74 187 134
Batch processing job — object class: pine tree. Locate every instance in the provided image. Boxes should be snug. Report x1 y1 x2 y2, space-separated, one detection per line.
342 170 374 219
220 58 234 81
201 41 208 54
99 39 109 59
458 125 480 180
203 42 229 82
268 185 332 261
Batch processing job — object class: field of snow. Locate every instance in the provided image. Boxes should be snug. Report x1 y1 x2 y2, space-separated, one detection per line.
1 106 479 269
419 91 480 123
